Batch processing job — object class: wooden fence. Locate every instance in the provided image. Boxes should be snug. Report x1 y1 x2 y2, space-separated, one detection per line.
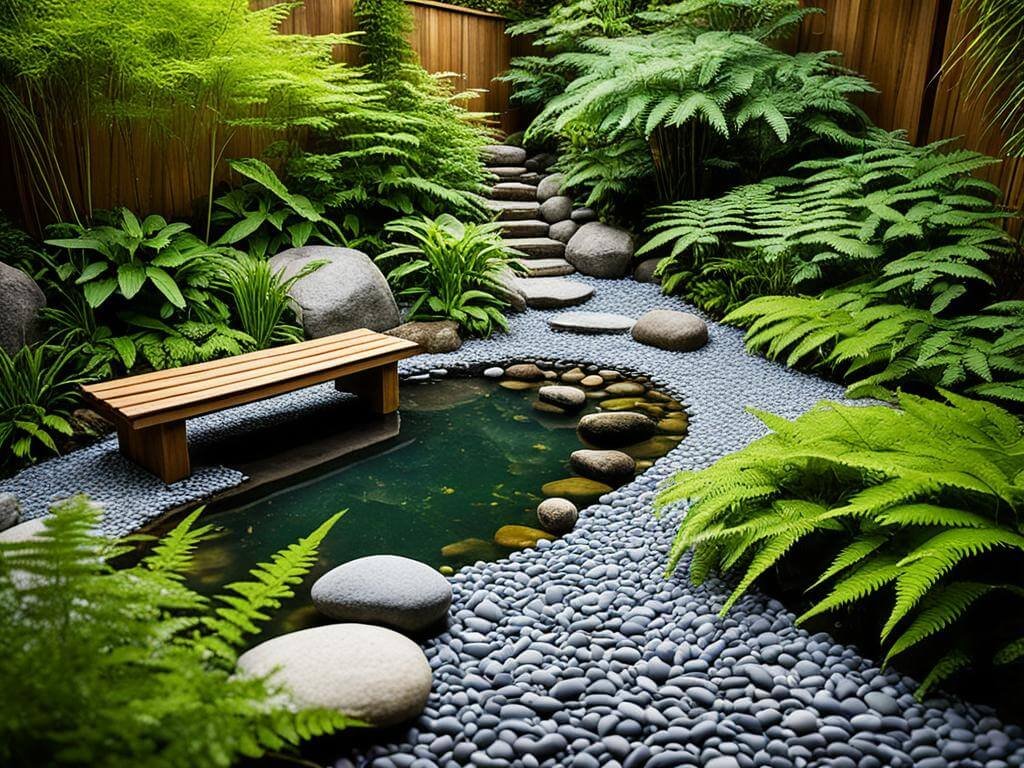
795 0 1024 234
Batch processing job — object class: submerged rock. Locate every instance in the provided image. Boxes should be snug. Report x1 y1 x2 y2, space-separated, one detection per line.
658 414 689 434
631 309 709 352
505 363 545 381
620 435 684 459
598 396 647 411
570 449 636 485
578 411 656 448
541 477 613 503
237 624 431 726
536 497 578 534
538 385 586 411
441 537 496 559
387 320 461 353
311 554 451 633
494 525 555 549
605 381 646 396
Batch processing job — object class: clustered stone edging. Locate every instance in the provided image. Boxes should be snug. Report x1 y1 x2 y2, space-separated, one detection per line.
2 276 1023 768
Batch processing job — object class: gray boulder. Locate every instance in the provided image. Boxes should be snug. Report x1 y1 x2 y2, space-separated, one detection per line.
565 223 634 278
548 220 579 244
571 207 598 224
387 320 461 353
269 247 399 338
311 554 451 633
237 624 432 726
482 144 527 166
536 497 578 534
537 173 565 203
631 309 708 351
540 196 574 224
570 449 636 485
0 494 20 533
0 261 46 355
633 257 665 284
578 412 656 448
538 385 586 412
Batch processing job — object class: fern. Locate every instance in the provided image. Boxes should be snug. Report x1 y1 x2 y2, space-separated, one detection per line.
0 497 358 767
657 390 1024 696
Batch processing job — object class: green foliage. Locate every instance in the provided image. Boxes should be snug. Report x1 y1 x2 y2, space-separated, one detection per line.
379 214 522 336
946 0 1024 157
656 390 1024 697
0 344 93 467
128 317 255 371
224 255 320 349
0 213 42 277
0 496 359 766
212 158 344 259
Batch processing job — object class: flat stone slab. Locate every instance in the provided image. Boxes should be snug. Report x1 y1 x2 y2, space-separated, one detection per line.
522 258 575 277
500 219 549 238
482 144 527 166
548 311 635 334
505 237 565 259
512 277 594 309
488 166 527 179
486 199 540 221
491 182 538 201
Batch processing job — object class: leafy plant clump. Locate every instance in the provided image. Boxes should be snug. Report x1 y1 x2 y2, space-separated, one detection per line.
657 390 1024 698
378 214 523 336
0 496 359 767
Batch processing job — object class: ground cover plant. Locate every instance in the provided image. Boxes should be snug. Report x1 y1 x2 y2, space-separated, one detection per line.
656 390 1024 697
0 497 357 767
378 214 522 336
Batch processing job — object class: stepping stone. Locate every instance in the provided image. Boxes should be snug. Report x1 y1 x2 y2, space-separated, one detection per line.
548 311 635 334
500 219 549 238
487 199 540 221
505 237 565 259
522 258 575 277
512 277 594 309
491 182 538 201
488 166 527 180
482 144 527 166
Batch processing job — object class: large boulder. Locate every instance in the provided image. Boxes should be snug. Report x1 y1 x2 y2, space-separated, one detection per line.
387 320 461 353
269 246 399 338
311 554 451 633
0 261 46 355
631 309 708 351
565 223 634 278
237 624 431 726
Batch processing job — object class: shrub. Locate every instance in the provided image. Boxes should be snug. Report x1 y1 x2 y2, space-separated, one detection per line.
656 390 1024 697
224 255 321 349
378 214 522 336
0 497 357 766
0 344 93 468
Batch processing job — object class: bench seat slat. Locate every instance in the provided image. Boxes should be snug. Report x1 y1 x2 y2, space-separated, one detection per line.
94 335 406 409
83 328 379 395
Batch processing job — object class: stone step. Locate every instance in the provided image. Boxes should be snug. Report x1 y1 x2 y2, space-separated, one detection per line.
491 182 539 202
548 311 635 334
487 199 540 221
488 166 528 180
512 276 594 309
499 219 549 238
482 144 527 167
504 236 566 259
520 258 575 277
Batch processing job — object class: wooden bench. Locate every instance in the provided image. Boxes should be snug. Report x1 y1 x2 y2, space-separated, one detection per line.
82 329 420 484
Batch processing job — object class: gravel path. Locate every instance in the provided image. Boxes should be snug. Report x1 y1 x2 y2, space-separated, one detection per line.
4 276 1023 767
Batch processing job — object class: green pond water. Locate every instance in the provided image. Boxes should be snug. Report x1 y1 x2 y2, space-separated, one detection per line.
178 376 682 636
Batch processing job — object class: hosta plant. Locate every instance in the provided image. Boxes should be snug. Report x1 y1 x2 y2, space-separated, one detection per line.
657 390 1024 697
378 214 522 336
0 496 359 767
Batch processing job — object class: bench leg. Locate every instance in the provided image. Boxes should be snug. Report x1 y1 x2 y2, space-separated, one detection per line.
117 421 190 484
337 362 400 414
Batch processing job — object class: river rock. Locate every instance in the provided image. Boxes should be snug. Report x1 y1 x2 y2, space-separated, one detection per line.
565 223 634 278
537 173 565 203
569 449 636 485
605 381 646 396
0 494 20 533
387 320 461 353
571 207 597 224
482 144 527 166
538 385 586 411
237 624 431 726
631 309 708 351
540 196 574 224
505 363 545 381
311 554 452 633
495 525 556 549
0 261 46 354
658 415 689 434
0 516 46 543
633 257 665 284
536 497 578 534
621 435 683 459
548 220 578 244
578 412 656 448
541 477 613 502
269 247 399 337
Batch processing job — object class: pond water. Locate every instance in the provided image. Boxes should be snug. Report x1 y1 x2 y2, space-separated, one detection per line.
178 375 685 636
